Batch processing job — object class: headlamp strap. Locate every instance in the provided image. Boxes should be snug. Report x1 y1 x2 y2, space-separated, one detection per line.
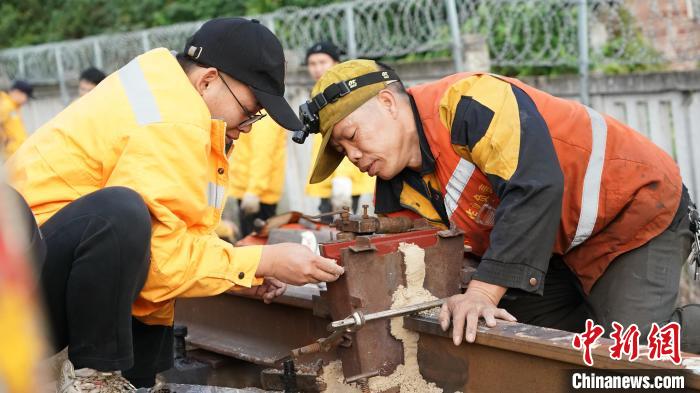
307 70 400 114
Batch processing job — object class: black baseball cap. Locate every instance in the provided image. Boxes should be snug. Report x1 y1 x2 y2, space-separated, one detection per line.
11 80 34 99
185 17 302 130
305 41 344 64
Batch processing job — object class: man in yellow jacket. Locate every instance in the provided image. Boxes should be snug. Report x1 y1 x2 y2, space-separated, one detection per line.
6 18 343 391
0 80 32 159
229 112 287 237
304 42 375 217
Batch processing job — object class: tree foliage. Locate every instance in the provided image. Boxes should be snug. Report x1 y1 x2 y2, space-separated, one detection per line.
0 0 339 49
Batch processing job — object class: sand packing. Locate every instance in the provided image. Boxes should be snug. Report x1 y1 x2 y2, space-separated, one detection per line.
318 360 362 393
367 242 443 393
320 242 457 392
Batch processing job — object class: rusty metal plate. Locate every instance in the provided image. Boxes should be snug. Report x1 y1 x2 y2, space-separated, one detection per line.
319 229 465 380
175 288 335 369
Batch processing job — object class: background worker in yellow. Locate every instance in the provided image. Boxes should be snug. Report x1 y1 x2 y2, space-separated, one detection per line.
0 80 32 158
304 42 375 216
229 111 287 237
6 18 343 391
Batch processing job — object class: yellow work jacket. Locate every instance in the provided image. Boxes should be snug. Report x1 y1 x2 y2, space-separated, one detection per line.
0 91 28 158
6 48 263 326
229 113 287 204
305 133 375 198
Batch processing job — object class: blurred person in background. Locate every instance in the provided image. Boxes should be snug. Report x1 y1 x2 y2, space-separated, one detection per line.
228 111 287 238
78 67 106 97
304 42 375 219
0 80 32 159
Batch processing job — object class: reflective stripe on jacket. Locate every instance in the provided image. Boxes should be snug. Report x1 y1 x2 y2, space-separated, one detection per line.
383 73 681 294
7 48 264 325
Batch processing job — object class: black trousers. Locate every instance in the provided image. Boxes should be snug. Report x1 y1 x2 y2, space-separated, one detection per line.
500 188 700 353
237 200 277 238
24 186 173 387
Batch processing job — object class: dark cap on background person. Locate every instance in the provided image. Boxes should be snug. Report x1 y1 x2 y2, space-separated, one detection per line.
184 17 302 130
305 41 344 64
10 80 34 99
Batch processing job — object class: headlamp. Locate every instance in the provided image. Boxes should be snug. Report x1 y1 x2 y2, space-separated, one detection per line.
292 69 400 144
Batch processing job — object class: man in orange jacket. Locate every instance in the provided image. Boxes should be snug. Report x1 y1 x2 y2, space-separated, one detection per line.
301 59 699 353
7 19 344 391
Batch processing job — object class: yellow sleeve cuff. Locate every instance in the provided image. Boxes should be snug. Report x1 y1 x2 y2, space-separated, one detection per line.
228 245 263 288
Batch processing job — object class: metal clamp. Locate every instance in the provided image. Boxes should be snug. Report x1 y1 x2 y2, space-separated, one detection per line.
328 298 446 331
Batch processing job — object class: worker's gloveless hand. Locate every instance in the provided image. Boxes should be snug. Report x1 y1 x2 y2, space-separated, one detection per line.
241 193 261 215
438 280 516 345
257 243 345 285
259 277 287 303
253 277 287 304
227 277 286 304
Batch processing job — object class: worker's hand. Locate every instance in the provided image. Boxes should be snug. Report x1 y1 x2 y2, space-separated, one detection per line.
241 193 261 215
227 278 287 304
438 280 516 345
331 177 353 211
258 278 287 303
256 243 345 286
253 277 288 304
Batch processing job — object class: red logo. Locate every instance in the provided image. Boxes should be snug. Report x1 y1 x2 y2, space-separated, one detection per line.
609 322 641 361
647 322 682 365
572 320 683 366
572 319 605 366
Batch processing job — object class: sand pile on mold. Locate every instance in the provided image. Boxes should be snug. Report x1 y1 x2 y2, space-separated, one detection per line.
368 242 442 393
319 242 461 393
318 360 362 393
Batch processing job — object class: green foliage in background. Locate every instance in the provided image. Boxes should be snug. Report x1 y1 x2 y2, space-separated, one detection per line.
0 0 339 49
0 0 670 76
462 0 664 76
591 6 665 74
391 1 665 76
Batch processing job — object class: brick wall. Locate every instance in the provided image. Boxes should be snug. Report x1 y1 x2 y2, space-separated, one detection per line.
626 0 700 70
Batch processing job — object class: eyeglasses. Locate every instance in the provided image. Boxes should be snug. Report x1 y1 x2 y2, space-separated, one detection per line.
218 74 266 128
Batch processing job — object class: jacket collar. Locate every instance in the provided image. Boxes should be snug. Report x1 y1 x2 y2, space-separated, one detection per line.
409 94 436 176
210 119 232 160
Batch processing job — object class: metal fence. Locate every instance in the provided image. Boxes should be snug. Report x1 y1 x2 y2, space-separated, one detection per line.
1 0 699 104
